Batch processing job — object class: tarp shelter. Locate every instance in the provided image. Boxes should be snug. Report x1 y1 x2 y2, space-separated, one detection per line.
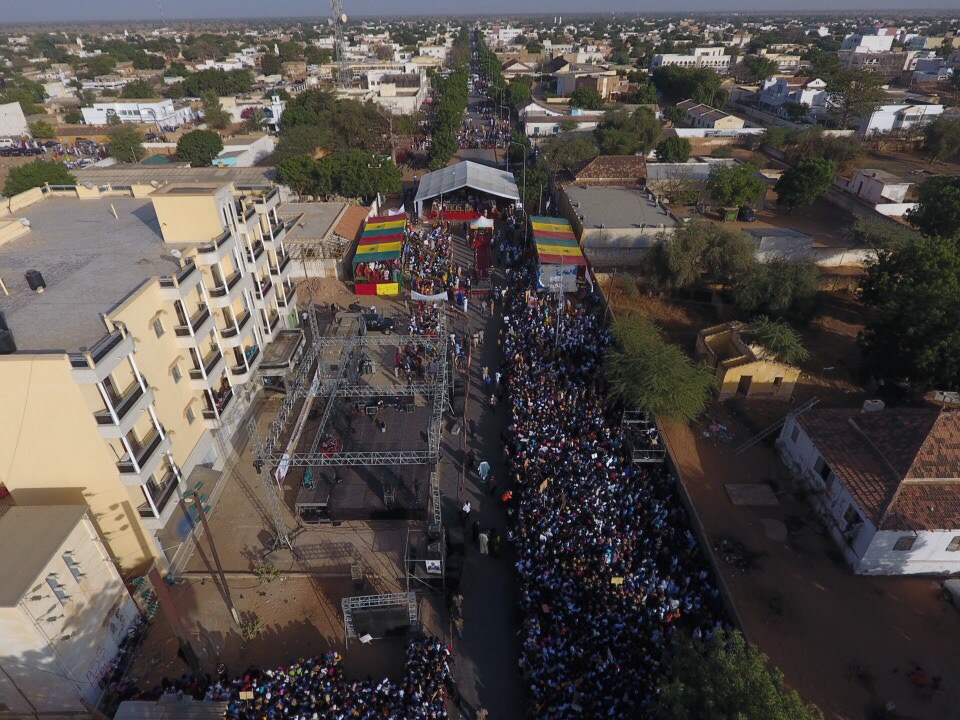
413 161 520 216
353 214 406 296
470 216 495 229
531 216 586 292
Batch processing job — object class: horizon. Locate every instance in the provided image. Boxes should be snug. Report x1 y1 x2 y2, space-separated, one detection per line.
1 4 958 26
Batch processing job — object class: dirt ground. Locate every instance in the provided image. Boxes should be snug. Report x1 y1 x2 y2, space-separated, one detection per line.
859 147 960 180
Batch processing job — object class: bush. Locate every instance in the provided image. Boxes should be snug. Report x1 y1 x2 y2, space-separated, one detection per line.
712 146 734 158
4 161 75 196
176 129 224 167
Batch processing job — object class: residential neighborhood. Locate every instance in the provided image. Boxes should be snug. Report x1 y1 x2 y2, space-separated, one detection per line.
0 7 959 720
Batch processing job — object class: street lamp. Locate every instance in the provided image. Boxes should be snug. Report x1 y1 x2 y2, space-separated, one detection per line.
508 140 529 246
183 488 240 626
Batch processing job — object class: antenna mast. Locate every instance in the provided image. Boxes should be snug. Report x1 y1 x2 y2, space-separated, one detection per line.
330 0 348 87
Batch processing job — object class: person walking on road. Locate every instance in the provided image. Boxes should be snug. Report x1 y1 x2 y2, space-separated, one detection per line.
459 501 472 526
478 460 491 483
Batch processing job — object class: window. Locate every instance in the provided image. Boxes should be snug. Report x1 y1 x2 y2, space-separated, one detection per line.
172 364 182 384
186 406 196 425
893 535 916 552
814 456 831 481
46 574 69 604
947 536 960 552
62 553 83 582
153 318 165 338
790 425 800 443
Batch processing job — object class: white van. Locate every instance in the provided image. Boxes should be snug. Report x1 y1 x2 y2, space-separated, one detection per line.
0 138 15 149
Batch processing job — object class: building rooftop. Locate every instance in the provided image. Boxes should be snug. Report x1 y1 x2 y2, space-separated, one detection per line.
0 505 89 607
279 202 348 242
0 196 181 352
74 165 275 188
797 408 960 530
564 185 677 230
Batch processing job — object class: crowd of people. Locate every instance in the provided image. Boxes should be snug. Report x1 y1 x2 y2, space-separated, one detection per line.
406 224 453 296
211 639 451 720
497 241 725 717
354 258 401 285
456 116 511 149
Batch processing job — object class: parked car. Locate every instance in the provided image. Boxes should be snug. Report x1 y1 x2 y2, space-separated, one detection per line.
737 206 757 222
362 313 396 334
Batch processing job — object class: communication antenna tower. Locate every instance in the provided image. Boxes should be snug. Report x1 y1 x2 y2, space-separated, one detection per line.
330 0 349 87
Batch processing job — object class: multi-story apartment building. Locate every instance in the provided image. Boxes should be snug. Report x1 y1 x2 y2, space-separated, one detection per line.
0 182 298 575
650 46 732 73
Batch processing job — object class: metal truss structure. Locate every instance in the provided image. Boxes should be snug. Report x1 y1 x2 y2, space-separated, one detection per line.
341 592 419 648
249 312 450 548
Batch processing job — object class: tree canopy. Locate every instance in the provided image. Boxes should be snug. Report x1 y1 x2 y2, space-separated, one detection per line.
276 149 401 201
182 69 253 97
744 316 810 364
774 158 836 212
107 126 146 163
923 116 960 164
176 129 224 167
4 162 75 196
844 216 921 251
655 136 692 163
644 221 754 291
652 65 728 108
906 175 960 239
594 107 661 156
822 67 885 130
260 53 283 75
743 55 778 83
570 86 605 110
706 162 766 208
538 134 599 174
732 256 820 320
657 629 824 720
119 79 156 99
859 235 960 389
201 91 232 130
605 313 714 423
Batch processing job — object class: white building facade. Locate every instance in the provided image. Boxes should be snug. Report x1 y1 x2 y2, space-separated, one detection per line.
81 99 197 129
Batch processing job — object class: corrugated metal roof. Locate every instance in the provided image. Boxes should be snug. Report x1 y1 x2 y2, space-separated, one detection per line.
414 161 519 204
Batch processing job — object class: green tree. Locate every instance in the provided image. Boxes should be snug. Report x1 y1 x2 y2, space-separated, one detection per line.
28 120 56 138
657 629 824 720
707 162 766 207
570 86 605 110
119 79 156 99
276 155 322 196
743 55 779 83
906 176 960 239
201 91 232 130
64 108 84 124
132 51 165 70
663 105 686 124
733 257 820 319
655 136 692 163
823 67 885 130
557 118 579 133
318 149 402 199
644 221 755 290
781 102 809 123
652 65 728 107
260 52 283 75
107 125 146 163
304 46 332 65
859 235 960 388
176 129 223 167
774 158 835 212
83 54 117 77
277 41 303 62
538 133 599 174
4 161 75 196
923 116 960 164
744 316 810 364
632 83 659 104
844 216 920 251
594 107 661 155
182 69 253 97
605 313 714 423
516 166 548 210
107 112 123 125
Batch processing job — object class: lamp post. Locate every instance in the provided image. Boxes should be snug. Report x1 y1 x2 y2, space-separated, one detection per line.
184 489 240 626
508 140 528 246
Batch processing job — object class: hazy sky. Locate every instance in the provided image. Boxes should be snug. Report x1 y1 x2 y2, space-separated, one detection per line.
3 0 956 24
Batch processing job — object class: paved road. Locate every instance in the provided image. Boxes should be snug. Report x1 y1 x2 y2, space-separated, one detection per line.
435 220 525 719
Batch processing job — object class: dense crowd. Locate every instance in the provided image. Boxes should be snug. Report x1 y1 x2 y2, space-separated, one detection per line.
208 638 451 720
498 242 725 718
456 116 511 149
406 224 453 296
354 258 401 285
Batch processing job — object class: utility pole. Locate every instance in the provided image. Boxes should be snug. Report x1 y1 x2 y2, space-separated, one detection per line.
147 566 202 677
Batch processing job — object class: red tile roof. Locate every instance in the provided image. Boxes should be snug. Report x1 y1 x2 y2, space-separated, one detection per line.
797 409 960 531
334 205 371 243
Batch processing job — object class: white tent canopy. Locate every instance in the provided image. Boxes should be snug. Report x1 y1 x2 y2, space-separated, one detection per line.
413 161 520 215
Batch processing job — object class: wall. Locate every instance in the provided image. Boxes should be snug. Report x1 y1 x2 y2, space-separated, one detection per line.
151 192 225 244
0 514 138 712
716 359 799 400
858 530 960 575
825 184 918 230
0 101 29 138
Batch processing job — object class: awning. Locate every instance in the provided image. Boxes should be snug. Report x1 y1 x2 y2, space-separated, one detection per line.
354 213 407 266
414 160 520 208
531 215 586 267
470 217 495 229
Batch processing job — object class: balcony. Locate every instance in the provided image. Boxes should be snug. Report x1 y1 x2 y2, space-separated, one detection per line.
231 345 261 379
195 229 234 264
255 187 280 211
69 330 135 385
202 388 234 423
189 349 223 388
159 261 198 300
245 240 264 265
254 279 274 301
278 278 297 308
269 220 287 243
117 429 171 484
209 271 242 298
220 310 251 342
174 304 212 344
137 470 181 519
269 251 291 277
268 310 280 332
94 382 154 439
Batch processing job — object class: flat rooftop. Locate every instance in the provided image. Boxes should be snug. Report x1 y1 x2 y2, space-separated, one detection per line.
564 185 677 230
0 505 89 607
0 196 181 352
74 165 275 188
280 202 347 241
